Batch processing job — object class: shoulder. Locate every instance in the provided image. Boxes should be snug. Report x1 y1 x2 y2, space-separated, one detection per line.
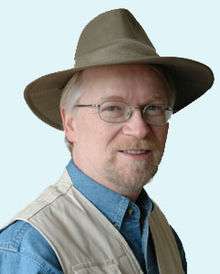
0 220 62 273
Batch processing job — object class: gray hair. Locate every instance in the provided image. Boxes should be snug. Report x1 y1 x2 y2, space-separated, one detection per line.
60 71 84 152
60 65 176 153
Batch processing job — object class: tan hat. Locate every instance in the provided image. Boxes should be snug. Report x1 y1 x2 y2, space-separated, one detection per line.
24 8 214 130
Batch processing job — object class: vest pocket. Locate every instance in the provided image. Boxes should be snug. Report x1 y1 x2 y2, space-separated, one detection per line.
72 259 122 273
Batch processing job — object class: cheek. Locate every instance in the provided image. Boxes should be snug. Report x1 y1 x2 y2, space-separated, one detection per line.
75 111 122 154
75 118 110 151
153 124 169 147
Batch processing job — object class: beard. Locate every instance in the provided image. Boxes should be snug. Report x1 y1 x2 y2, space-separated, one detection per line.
101 138 165 195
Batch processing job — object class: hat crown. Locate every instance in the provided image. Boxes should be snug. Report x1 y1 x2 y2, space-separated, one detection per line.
74 9 157 66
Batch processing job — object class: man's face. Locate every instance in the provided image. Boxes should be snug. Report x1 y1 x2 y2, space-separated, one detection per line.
64 65 170 200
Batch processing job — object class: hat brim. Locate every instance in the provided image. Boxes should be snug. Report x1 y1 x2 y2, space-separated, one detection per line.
24 56 214 130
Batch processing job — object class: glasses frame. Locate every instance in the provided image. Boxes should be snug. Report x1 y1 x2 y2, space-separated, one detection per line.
74 101 173 126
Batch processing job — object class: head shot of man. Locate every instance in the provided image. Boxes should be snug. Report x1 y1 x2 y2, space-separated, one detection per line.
60 64 172 202
0 8 214 274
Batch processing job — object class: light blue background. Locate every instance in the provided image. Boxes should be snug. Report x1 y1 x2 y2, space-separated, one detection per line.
0 1 219 273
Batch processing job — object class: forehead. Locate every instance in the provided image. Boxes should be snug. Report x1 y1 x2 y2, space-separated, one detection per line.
79 64 170 103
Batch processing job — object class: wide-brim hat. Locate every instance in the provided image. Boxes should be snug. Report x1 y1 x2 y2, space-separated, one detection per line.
24 8 214 130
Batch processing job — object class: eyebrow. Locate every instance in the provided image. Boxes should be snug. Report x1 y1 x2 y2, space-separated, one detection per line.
100 96 125 101
100 95 167 103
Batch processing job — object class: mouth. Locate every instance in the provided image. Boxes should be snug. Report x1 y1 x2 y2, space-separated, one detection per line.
118 149 152 160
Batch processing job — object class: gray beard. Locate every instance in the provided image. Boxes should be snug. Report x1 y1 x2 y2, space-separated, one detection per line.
102 150 162 195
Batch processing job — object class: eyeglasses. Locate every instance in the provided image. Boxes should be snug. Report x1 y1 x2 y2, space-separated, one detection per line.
74 101 173 126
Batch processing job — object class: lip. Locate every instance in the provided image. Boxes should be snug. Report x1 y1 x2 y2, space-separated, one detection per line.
118 150 152 160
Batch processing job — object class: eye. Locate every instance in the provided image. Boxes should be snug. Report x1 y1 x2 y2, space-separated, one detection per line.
100 102 126 120
101 102 125 113
145 105 165 115
148 105 161 110
103 105 122 112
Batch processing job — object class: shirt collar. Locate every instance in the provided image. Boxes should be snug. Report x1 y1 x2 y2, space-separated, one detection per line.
66 159 152 229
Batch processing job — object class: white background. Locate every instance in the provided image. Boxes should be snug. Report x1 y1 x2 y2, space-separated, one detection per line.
0 1 219 273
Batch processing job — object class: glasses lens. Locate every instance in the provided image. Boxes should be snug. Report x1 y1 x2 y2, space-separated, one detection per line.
99 101 128 122
143 105 173 126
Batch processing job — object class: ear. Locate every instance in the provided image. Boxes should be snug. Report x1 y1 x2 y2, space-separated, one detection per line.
60 108 76 143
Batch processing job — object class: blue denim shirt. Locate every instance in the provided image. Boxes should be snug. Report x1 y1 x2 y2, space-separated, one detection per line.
66 160 152 273
0 160 187 273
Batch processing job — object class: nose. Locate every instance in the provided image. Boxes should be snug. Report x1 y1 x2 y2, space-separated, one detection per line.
122 109 151 139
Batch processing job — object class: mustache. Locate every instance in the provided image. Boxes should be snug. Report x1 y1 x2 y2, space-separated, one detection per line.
115 140 158 151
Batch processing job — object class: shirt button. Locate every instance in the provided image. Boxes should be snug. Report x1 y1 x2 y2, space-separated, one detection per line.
128 208 133 215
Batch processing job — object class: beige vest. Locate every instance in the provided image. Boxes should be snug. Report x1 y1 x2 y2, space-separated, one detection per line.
4 170 184 274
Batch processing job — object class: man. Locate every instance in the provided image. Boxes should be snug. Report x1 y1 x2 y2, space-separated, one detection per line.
0 8 214 274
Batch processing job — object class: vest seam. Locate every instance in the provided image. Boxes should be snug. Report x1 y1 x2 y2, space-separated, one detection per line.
25 182 73 221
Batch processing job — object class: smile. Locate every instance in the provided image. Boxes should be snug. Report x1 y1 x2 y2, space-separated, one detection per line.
118 149 152 160
119 149 149 154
